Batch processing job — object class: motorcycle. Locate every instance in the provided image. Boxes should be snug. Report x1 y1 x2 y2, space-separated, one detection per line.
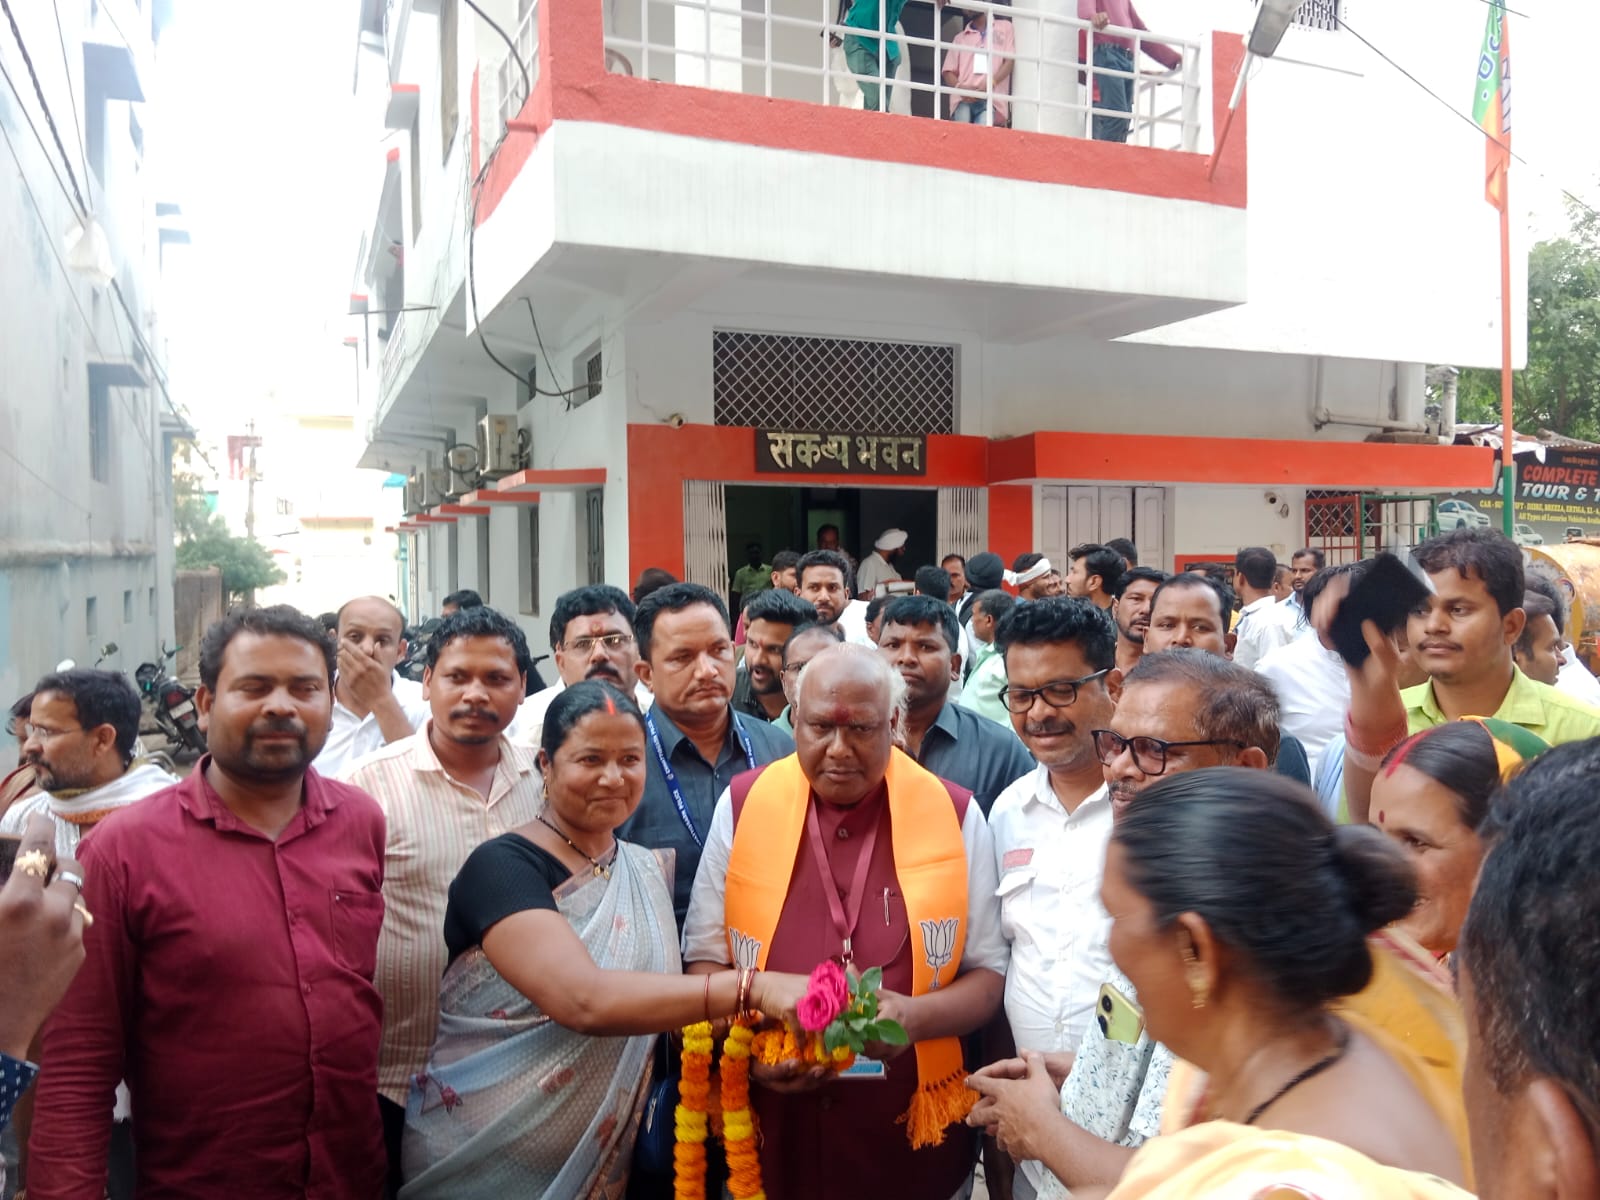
134 643 207 761
396 620 551 694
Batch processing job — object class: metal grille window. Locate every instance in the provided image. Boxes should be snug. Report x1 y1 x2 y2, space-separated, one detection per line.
586 351 603 402
1295 0 1339 31
713 332 956 434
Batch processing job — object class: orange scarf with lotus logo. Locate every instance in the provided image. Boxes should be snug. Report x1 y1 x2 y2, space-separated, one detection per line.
724 748 974 1147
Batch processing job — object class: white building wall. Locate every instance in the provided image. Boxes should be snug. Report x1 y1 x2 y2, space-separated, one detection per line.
0 0 177 737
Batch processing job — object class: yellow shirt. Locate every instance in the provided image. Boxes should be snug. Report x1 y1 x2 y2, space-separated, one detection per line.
1403 664 1600 746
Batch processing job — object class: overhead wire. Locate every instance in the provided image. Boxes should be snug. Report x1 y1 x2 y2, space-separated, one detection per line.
0 0 88 216
458 0 594 403
49 0 92 199
1338 13 1600 224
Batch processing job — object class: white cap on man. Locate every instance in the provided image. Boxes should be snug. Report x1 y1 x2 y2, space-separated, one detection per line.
875 528 909 552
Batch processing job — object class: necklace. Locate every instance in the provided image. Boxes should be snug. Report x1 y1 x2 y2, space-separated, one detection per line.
1242 1022 1352 1126
536 813 617 879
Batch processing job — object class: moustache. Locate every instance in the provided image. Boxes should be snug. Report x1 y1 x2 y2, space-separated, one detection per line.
585 664 623 683
1025 720 1076 739
450 707 500 724
248 718 306 740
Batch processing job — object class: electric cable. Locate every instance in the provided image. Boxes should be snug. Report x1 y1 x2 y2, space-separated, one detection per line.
50 0 92 198
1 0 88 216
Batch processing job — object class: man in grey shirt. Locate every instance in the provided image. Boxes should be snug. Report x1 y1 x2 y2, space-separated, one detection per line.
878 595 1036 815
618 582 793 926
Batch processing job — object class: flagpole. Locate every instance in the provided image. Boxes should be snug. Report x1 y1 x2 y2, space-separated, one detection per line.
1499 173 1514 538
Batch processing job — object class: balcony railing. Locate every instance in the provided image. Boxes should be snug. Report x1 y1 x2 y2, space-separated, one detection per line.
482 2 542 158
602 0 1203 151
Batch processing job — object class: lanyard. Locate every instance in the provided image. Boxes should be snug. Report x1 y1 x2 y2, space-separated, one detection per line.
644 709 756 849
804 797 883 969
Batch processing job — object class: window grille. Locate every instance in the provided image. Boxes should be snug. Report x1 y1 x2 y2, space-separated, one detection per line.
712 332 956 434
1295 0 1339 32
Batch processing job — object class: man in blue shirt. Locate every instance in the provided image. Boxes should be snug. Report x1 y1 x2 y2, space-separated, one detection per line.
619 582 793 927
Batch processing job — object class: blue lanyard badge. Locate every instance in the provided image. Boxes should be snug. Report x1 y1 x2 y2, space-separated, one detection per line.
644 710 758 848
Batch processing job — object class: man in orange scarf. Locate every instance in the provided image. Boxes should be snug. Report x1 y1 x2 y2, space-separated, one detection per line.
684 643 1009 1200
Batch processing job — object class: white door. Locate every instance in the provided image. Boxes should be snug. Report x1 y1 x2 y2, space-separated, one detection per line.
1039 485 1169 568
682 480 730 594
937 487 987 560
1134 487 1167 567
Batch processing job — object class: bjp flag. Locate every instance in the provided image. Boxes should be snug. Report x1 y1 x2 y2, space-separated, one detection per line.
1472 0 1510 211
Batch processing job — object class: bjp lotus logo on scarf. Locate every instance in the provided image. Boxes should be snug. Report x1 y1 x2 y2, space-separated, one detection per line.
729 928 762 970
919 918 959 989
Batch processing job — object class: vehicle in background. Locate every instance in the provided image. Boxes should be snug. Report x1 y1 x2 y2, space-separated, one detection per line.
1514 523 1545 547
134 645 206 761
1438 499 1492 529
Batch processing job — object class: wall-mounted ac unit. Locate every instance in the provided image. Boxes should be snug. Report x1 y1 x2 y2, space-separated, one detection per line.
478 414 522 478
444 443 479 497
424 468 450 509
403 473 426 516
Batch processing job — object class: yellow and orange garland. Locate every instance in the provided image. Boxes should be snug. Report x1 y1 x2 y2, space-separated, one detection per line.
675 1020 766 1200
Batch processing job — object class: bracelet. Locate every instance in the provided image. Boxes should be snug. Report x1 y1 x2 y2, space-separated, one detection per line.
736 967 757 1020
1344 710 1409 760
703 972 713 1023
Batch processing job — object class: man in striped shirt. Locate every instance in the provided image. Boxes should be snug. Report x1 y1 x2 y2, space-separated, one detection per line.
340 605 544 1196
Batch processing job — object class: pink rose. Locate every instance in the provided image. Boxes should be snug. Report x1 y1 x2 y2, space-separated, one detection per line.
797 960 851 1032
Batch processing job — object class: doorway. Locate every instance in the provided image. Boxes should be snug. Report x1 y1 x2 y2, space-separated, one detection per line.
722 484 941 580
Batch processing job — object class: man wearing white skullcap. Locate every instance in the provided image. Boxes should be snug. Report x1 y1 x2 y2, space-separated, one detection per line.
856 528 909 599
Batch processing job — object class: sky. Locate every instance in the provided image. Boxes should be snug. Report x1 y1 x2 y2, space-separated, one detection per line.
149 0 1600 455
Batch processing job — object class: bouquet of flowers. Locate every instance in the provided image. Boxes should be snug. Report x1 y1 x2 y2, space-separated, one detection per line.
751 961 908 1071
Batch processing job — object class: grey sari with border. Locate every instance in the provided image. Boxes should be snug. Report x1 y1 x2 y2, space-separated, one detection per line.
399 841 679 1199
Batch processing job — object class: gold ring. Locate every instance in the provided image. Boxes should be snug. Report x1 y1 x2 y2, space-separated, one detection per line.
15 849 51 880
73 899 94 928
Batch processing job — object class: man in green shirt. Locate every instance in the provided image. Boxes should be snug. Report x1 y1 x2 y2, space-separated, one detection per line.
730 543 772 614
842 0 909 111
1333 528 1600 824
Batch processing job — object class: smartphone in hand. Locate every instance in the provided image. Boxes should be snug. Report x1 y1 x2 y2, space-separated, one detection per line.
1328 553 1435 669
1096 982 1145 1045
0 832 21 881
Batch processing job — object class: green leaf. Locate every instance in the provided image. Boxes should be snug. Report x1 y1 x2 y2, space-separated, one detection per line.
823 1024 848 1054
870 1019 910 1046
859 966 884 994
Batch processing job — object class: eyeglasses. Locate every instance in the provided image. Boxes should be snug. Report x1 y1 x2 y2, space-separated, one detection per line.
1090 729 1246 776
562 633 635 656
21 723 84 742
999 669 1110 714
780 661 812 678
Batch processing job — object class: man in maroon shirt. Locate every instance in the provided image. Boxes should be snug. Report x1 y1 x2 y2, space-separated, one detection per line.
28 605 388 1200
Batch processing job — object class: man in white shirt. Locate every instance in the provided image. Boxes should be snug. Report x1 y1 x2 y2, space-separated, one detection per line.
855 527 909 598
7 669 177 855
984 597 1121 1198
1256 561 1355 762
1231 547 1296 670
797 549 875 645
312 596 429 776
507 584 651 745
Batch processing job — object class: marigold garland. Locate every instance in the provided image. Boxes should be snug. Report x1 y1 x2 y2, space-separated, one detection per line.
673 1021 713 1200
750 1027 855 1071
674 1020 769 1200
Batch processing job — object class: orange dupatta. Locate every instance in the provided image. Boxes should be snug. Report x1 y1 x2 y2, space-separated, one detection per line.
724 749 975 1147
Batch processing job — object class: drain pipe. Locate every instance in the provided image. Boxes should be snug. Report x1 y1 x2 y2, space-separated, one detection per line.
1311 357 1429 433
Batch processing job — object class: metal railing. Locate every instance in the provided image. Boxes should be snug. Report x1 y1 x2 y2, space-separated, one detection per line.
483 2 542 154
602 0 1203 150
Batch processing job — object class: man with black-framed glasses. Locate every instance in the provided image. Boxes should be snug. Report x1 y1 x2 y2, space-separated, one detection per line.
982 597 1121 1198
969 648 1282 1198
508 585 653 748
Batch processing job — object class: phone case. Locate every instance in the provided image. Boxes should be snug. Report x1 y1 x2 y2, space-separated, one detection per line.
1096 982 1145 1045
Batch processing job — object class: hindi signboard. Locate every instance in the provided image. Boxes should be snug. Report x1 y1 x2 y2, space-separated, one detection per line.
756 430 927 477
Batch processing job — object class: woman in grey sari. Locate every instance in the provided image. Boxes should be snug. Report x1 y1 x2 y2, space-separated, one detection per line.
400 681 807 1199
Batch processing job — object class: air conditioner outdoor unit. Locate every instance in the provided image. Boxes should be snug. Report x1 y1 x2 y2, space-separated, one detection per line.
478 414 522 479
444 443 479 497
424 468 450 509
403 473 426 516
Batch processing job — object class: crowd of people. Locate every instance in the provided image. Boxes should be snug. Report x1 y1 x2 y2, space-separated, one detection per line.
1 522 1598 1200
835 0 1180 141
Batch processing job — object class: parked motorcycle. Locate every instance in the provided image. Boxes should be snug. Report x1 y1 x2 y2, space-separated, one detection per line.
134 643 206 761
396 620 551 694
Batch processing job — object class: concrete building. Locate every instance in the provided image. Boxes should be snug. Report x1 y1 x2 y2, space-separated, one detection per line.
350 0 1509 654
0 0 186 729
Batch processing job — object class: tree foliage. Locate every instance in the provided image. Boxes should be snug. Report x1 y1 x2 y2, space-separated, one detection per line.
1457 200 1600 441
171 457 284 602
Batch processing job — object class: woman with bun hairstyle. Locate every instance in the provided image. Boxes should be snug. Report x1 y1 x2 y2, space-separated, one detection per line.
972 769 1470 1197
400 681 810 1199
1370 717 1547 959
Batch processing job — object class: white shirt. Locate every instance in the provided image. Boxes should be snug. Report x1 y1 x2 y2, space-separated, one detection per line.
313 673 429 777
988 769 1115 1192
855 550 902 597
1233 595 1297 670
506 677 653 745
1556 646 1600 706
836 599 875 646
0 759 179 856
683 783 1010 978
1256 635 1351 763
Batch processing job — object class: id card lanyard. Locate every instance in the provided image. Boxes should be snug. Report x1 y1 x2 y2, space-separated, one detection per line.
804 799 882 969
644 709 757 848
